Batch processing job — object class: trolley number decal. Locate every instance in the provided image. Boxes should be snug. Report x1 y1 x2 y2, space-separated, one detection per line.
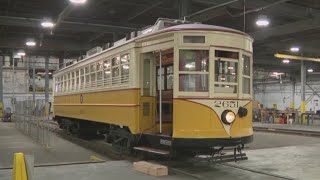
214 101 239 108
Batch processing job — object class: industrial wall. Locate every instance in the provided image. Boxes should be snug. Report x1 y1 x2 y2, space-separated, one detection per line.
254 80 320 112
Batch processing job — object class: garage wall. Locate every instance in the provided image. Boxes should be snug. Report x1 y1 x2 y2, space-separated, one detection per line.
254 81 320 112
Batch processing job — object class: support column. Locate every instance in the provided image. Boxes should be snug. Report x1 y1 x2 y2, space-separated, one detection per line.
301 60 306 120
179 0 191 19
0 56 3 104
290 80 295 109
32 57 36 103
45 56 49 104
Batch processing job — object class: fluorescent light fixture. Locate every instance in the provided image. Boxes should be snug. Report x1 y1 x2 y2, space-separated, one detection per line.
41 20 55 28
290 47 300 52
228 66 234 70
17 50 26 56
26 40 36 47
256 15 270 27
69 0 87 4
271 72 284 77
282 59 290 64
307 68 313 73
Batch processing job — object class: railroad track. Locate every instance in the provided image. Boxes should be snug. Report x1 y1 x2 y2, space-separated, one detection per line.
254 126 320 137
48 122 295 180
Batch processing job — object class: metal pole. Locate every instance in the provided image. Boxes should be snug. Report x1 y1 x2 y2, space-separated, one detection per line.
12 54 15 115
290 81 295 109
159 50 162 134
45 56 49 104
301 60 306 124
32 57 36 103
0 56 3 103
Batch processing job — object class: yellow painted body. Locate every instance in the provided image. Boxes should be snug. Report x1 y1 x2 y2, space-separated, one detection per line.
54 89 253 138
54 89 172 134
173 99 253 138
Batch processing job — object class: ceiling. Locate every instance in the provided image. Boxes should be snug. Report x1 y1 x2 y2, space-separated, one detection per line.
0 0 319 75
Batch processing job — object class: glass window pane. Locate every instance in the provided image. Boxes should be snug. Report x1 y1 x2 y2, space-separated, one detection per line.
81 76 84 84
243 55 250 76
214 84 237 93
183 36 205 43
179 50 209 72
215 61 237 83
167 66 173 74
179 74 208 92
91 73 96 82
97 71 103 81
215 50 239 59
104 69 111 79
76 70 79 76
80 68 84 75
121 54 130 64
243 77 250 94
85 75 90 83
97 61 103 71
112 67 119 77
121 64 129 76
104 59 111 69
157 75 165 90
167 74 173 90
85 66 89 74
90 63 96 72
112 56 120 66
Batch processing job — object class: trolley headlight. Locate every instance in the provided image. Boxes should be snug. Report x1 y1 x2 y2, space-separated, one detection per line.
221 110 236 125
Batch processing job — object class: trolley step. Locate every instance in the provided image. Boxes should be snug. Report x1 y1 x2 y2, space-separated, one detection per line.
134 146 170 156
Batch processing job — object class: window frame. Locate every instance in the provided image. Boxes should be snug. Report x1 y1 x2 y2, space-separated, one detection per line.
241 52 253 98
177 48 210 96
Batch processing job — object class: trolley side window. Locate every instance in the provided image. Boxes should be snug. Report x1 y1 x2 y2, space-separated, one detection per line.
104 59 111 86
120 53 130 83
242 55 251 94
214 50 238 94
179 50 209 92
97 61 103 87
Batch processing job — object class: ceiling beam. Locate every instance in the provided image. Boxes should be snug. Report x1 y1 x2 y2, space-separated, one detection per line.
127 1 164 21
0 16 137 33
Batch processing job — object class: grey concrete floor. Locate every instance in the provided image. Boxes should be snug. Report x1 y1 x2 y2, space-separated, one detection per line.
254 122 320 132
229 143 320 180
0 160 286 180
248 132 320 149
2 121 320 179
0 122 106 168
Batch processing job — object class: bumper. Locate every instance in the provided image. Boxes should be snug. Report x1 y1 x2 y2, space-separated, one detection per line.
173 135 253 148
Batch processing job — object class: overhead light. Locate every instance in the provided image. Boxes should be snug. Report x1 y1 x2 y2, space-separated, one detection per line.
228 66 234 70
17 50 26 56
26 39 36 47
41 19 55 28
271 72 284 77
69 0 87 4
290 47 300 52
256 15 270 27
307 68 313 73
282 59 290 64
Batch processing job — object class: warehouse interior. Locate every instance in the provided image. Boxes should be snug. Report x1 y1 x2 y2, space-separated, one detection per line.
1 0 320 180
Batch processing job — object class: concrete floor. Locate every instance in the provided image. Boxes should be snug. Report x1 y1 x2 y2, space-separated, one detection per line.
1 121 320 179
254 122 320 132
229 143 320 180
248 132 320 149
0 122 106 168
